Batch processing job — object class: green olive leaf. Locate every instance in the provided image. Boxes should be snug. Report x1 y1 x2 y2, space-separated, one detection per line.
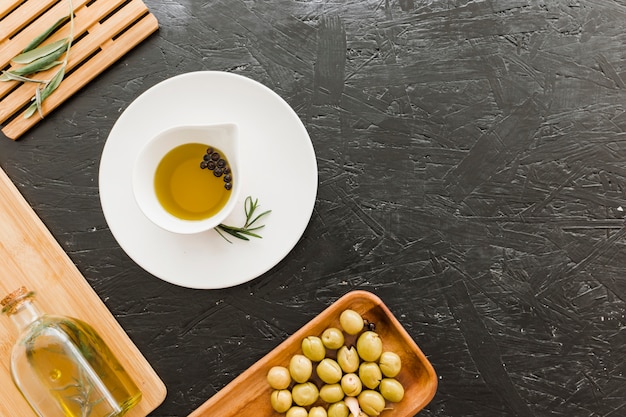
0 71 47 83
22 15 70 53
8 2 74 118
24 67 66 119
34 60 64 72
12 39 68 64
2 44 67 79
33 86 43 118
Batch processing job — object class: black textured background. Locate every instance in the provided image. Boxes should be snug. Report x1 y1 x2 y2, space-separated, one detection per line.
2 1 626 416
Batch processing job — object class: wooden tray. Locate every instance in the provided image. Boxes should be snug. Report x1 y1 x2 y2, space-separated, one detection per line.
0 0 159 140
188 290 437 417
0 166 167 415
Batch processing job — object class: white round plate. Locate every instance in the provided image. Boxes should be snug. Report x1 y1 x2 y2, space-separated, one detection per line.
99 71 318 289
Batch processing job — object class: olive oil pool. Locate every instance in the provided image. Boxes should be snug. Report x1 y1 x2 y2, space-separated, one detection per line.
154 143 233 220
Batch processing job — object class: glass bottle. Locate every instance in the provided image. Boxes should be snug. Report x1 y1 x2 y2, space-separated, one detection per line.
1 286 142 417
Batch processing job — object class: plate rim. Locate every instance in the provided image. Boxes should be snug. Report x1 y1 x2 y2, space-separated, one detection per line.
98 71 318 289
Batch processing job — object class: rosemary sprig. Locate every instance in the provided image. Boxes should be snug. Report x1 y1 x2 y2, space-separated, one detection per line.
216 196 271 243
52 367 103 417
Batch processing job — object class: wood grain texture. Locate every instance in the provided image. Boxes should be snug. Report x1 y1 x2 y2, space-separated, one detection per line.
0 166 166 416
1 0 626 416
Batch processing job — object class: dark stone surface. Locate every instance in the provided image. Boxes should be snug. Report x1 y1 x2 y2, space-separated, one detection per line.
2 1 626 416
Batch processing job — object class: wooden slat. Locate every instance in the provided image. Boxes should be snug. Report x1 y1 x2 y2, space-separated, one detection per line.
0 0 159 140
0 0 25 21
0 166 167 415
0 0 57 40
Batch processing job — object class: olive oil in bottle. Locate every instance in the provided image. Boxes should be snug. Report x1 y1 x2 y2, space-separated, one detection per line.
1 287 142 417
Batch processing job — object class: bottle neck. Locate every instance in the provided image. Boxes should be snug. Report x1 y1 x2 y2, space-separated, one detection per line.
7 301 42 332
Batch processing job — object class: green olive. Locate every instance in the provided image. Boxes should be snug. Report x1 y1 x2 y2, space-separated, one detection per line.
378 351 401 377
328 401 349 417
340 372 362 397
319 383 345 403
302 336 326 362
316 358 343 384
356 331 382 362
357 390 385 416
286 406 309 417
321 327 344 350
337 345 360 373
289 354 313 383
270 389 292 413
308 406 328 417
339 309 364 335
267 366 291 389
379 378 404 402
358 362 382 389
292 382 319 406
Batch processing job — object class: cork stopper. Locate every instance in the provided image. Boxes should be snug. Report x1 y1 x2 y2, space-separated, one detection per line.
1 286 34 315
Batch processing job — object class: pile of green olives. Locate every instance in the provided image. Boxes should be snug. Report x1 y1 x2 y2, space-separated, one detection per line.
267 309 405 417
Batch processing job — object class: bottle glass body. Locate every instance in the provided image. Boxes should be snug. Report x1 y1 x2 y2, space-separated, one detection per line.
3 289 142 417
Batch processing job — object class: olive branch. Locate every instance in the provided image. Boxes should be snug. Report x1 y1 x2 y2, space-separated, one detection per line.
0 0 74 118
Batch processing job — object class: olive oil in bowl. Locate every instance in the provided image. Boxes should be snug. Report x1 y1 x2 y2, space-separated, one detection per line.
133 123 240 234
154 143 232 221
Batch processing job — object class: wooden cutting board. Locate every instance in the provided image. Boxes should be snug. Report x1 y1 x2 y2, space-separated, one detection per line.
0 0 159 140
0 165 167 415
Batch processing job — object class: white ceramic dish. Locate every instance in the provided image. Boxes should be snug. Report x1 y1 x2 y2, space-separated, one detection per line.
133 123 241 235
99 71 318 289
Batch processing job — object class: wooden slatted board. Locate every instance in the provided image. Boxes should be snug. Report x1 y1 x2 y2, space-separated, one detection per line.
0 165 167 414
0 0 159 140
